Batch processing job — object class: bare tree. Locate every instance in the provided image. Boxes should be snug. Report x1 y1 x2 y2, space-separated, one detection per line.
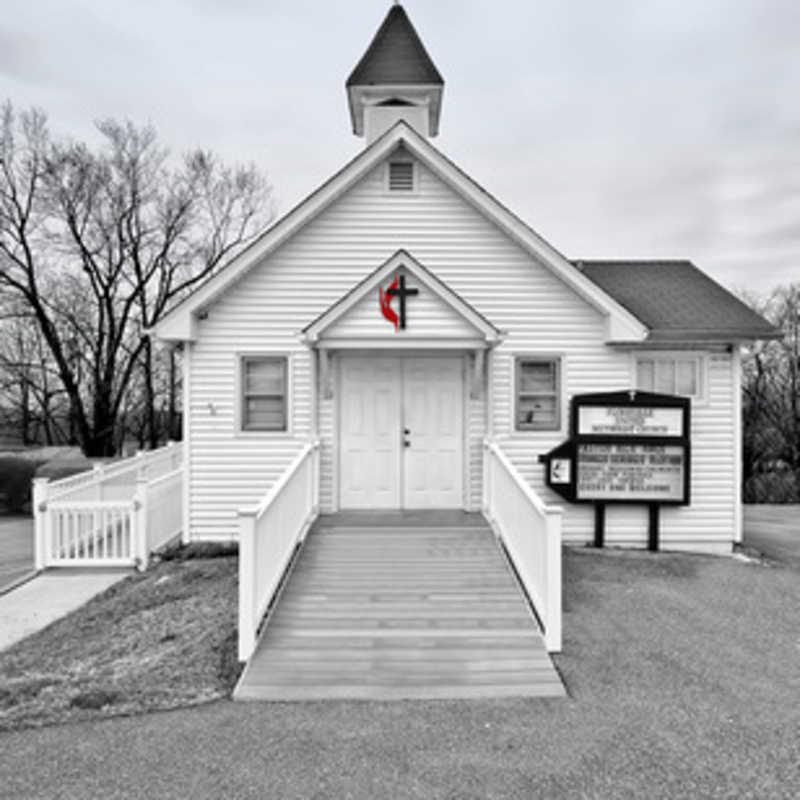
740 284 800 501
0 103 271 455
0 297 71 445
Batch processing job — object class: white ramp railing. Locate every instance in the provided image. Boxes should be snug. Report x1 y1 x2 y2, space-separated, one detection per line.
483 439 563 652
33 442 184 571
238 440 320 662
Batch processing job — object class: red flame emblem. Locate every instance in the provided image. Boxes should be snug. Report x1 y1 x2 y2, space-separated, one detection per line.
379 276 399 330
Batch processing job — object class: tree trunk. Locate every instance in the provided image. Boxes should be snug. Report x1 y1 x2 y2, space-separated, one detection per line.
142 338 158 450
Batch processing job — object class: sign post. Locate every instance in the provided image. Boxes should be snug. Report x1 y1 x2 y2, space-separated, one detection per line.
539 390 691 551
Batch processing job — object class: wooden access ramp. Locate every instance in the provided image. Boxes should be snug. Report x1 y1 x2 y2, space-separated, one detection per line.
234 512 565 701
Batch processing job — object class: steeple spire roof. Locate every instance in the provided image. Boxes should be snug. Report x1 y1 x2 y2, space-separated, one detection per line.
347 5 443 87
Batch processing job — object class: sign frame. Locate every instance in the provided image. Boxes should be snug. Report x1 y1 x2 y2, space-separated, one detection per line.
542 390 691 507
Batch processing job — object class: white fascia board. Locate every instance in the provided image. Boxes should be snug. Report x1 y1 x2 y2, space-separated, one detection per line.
153 313 197 343
151 128 411 342
316 337 489 350
606 313 649 343
152 120 647 344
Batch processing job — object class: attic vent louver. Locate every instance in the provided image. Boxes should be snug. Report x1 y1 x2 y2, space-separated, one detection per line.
389 161 414 191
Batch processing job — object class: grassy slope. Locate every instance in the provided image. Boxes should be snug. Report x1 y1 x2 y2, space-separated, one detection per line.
0 551 239 731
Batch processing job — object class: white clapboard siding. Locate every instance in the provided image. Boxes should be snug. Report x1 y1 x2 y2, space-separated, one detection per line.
188 149 736 551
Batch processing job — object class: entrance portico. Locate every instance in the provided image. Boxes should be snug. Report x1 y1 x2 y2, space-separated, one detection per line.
303 249 501 513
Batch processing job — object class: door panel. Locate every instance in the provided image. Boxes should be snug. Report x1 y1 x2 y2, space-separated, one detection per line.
402 358 463 509
339 358 401 508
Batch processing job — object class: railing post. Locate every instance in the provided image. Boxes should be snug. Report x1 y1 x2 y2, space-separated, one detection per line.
93 463 104 501
544 508 563 652
312 441 320 511
482 439 493 521
136 449 148 481
133 477 149 571
32 477 49 570
238 509 258 662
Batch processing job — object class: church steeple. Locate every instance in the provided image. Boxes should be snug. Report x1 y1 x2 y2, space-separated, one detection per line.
346 4 444 144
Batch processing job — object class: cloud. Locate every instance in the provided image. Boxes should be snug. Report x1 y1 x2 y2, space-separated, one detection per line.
0 28 50 84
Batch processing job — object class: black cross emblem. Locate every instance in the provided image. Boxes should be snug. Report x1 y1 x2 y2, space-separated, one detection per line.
387 274 419 329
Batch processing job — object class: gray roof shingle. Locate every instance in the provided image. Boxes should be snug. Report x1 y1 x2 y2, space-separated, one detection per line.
576 260 779 342
347 5 443 87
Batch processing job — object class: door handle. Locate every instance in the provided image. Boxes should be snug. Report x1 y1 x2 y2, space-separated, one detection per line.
403 440 411 448
404 428 410 435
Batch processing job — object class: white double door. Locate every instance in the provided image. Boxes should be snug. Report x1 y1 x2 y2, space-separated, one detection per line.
339 356 464 509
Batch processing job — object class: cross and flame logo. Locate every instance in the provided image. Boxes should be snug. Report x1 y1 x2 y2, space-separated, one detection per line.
378 273 418 331
379 275 400 330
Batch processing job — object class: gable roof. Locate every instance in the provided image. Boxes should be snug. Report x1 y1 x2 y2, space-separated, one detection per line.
152 122 648 343
576 260 780 343
347 5 443 87
303 249 502 345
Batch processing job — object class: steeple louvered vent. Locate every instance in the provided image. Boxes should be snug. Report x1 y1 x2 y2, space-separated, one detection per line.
389 161 414 191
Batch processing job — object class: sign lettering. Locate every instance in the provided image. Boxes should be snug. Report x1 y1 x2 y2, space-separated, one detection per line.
576 443 685 502
577 406 684 437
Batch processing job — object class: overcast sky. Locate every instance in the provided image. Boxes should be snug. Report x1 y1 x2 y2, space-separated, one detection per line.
1 0 798 293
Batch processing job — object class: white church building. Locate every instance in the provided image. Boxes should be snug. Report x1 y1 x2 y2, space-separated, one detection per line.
154 5 775 687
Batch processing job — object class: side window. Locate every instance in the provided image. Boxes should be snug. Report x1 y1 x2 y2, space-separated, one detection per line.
636 356 701 398
515 357 561 431
241 357 287 431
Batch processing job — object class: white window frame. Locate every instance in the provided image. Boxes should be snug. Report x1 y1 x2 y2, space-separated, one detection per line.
384 159 417 194
236 353 292 434
513 354 564 433
631 352 707 405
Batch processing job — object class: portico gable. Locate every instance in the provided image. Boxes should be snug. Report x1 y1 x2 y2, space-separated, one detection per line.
302 249 502 350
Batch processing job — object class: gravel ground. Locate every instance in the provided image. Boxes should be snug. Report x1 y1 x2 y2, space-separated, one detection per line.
0 547 798 799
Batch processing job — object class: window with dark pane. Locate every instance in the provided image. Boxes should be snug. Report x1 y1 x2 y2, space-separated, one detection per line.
388 161 414 191
515 358 560 430
242 357 287 431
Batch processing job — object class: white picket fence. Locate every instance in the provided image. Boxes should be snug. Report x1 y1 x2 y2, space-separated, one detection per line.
483 438 563 652
238 440 320 661
33 442 183 571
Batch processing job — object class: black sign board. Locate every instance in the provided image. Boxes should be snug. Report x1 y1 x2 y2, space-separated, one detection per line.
539 390 691 550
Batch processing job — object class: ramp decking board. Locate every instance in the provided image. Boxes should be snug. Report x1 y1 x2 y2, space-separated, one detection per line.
234 512 565 701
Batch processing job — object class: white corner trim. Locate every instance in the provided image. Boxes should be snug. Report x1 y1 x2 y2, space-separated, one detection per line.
732 346 743 543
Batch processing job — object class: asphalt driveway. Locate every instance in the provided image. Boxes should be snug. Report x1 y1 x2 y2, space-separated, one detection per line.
0 515 34 594
743 504 800 567
1 548 798 800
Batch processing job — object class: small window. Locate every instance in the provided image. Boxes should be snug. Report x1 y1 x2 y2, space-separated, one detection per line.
388 161 414 191
515 357 561 431
636 356 701 398
241 357 287 431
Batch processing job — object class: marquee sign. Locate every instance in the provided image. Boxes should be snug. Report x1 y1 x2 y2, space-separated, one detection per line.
543 390 690 506
539 390 691 550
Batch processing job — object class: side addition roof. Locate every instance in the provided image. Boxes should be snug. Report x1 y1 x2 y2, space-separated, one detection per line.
576 260 780 344
346 5 444 87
